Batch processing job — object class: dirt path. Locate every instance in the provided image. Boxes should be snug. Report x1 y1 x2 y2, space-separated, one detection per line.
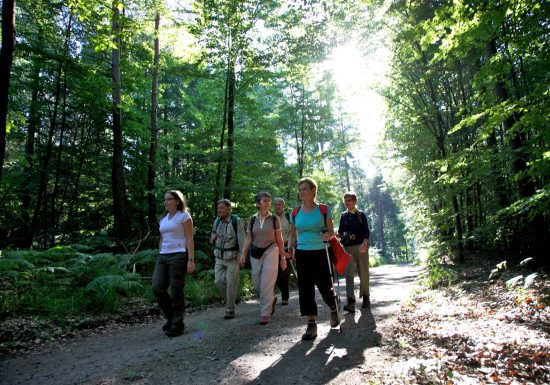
0 263 422 385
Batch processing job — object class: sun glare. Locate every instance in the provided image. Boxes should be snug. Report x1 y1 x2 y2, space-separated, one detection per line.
324 42 391 177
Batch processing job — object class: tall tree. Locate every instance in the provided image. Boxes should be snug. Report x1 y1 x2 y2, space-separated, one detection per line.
0 0 16 181
147 11 161 230
111 0 130 240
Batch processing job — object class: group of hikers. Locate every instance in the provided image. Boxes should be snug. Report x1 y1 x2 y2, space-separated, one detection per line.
152 177 371 340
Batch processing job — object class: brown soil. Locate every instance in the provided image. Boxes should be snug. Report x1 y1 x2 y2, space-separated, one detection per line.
0 263 421 385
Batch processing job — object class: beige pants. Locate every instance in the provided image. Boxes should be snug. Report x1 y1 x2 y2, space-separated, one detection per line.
250 245 279 317
344 244 370 300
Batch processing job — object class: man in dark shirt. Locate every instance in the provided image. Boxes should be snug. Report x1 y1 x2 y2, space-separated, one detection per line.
337 192 370 312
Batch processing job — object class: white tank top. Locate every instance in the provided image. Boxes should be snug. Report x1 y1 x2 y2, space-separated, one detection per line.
159 211 191 254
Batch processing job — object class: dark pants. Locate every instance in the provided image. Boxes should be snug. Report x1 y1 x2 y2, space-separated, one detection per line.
295 248 337 316
276 258 291 301
152 252 187 330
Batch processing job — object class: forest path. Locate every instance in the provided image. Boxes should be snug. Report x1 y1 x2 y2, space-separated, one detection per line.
0 263 422 385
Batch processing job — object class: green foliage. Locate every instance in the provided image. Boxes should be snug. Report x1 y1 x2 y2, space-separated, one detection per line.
421 249 458 289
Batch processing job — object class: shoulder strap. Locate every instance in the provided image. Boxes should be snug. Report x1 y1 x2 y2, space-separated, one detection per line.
356 211 362 224
230 214 238 233
250 215 256 237
291 206 301 223
214 217 221 230
318 204 328 228
285 212 290 221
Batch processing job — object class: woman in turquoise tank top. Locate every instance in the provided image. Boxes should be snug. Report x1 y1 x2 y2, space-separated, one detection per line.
289 177 340 340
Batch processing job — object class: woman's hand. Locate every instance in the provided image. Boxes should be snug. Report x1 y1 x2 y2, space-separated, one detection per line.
321 231 332 242
239 254 246 267
187 259 195 274
280 257 287 270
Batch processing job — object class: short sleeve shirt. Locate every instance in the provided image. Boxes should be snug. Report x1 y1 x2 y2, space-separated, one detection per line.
159 211 191 254
249 213 281 248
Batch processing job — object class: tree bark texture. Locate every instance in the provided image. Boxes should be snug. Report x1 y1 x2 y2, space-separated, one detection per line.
0 0 16 181
147 12 160 231
111 1 131 241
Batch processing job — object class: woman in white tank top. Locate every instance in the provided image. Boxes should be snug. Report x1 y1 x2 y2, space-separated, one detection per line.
152 190 195 337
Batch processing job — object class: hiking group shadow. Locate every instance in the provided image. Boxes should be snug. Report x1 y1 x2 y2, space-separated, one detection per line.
249 307 381 385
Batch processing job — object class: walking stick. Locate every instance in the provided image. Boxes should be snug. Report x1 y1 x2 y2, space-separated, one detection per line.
324 238 342 333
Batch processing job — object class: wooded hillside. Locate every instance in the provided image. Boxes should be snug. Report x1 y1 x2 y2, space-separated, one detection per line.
0 0 548 271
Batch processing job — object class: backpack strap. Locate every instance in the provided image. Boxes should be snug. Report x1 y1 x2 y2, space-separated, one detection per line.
318 204 328 228
250 214 277 242
291 204 327 228
291 206 301 223
250 215 256 239
213 214 240 253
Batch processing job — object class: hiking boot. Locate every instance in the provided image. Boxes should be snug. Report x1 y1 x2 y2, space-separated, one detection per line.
224 311 235 319
302 320 317 340
165 322 184 337
259 316 270 325
343 302 355 314
281 299 289 306
162 320 171 331
362 295 370 308
330 310 340 327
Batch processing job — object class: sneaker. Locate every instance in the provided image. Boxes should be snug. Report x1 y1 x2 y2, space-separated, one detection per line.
270 297 277 316
224 311 235 319
281 299 289 306
302 320 317 340
330 310 340 327
362 296 370 308
343 303 355 314
259 316 270 325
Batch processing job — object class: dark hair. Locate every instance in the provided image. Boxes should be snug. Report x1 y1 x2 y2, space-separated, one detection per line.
217 199 232 208
167 190 187 212
255 191 271 207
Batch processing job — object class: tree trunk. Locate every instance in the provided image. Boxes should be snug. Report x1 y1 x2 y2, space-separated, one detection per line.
487 38 549 267
50 14 73 246
147 12 160 231
32 32 68 247
452 195 465 264
0 0 16 181
214 56 230 213
111 1 130 241
223 47 236 200
21 62 40 247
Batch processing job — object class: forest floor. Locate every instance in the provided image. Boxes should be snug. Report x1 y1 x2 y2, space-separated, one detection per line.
0 261 549 384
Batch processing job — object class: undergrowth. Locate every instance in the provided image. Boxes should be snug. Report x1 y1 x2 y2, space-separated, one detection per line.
0 244 254 321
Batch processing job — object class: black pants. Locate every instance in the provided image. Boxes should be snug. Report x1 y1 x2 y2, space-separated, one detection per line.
295 248 337 316
276 258 291 301
152 252 187 329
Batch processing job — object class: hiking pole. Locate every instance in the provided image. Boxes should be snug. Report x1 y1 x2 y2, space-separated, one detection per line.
324 237 342 333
